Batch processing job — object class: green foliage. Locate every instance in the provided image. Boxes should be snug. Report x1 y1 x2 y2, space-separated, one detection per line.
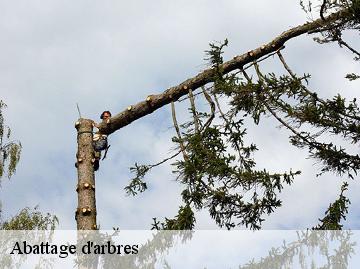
313 182 350 230
208 38 359 228
126 4 360 230
152 204 196 230
173 117 299 229
301 0 360 20
345 73 360 80
301 0 360 60
0 100 58 231
205 39 240 96
350 0 360 20
205 38 228 70
206 42 360 178
1 206 58 230
0 100 22 180
241 71 360 177
239 230 354 268
125 163 148 196
127 41 302 230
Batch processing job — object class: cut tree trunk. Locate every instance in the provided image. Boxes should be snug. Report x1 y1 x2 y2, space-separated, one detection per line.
75 118 97 230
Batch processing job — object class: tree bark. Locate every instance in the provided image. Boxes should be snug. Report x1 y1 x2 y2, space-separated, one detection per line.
97 8 351 136
75 119 97 230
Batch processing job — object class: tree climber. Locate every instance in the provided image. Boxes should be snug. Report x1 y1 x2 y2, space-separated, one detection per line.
92 111 111 171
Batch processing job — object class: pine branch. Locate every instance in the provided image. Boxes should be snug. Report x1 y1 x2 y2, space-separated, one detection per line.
276 50 360 122
97 8 352 136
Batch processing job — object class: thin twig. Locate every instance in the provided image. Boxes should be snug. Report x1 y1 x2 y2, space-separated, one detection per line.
240 67 252 82
276 51 296 78
171 101 188 161
148 150 183 170
277 50 360 122
188 89 200 133
264 102 314 146
252 62 318 147
178 90 203 103
213 93 244 165
338 39 360 58
243 47 284 72
201 87 216 131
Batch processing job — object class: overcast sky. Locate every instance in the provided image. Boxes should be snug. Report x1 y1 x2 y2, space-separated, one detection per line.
0 0 359 230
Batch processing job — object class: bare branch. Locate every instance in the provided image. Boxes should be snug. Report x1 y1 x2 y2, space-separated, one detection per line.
148 150 183 170
213 93 246 166
243 46 284 71
188 89 200 133
97 8 352 136
171 101 188 161
338 39 360 58
276 51 296 78
252 62 316 147
201 87 216 131
276 50 360 122
240 67 252 82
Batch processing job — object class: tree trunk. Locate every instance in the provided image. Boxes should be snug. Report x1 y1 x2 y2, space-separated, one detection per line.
75 118 97 230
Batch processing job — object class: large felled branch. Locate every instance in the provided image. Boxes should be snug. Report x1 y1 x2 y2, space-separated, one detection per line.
98 8 351 135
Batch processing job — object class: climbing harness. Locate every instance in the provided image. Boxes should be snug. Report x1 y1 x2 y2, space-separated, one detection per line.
93 133 108 151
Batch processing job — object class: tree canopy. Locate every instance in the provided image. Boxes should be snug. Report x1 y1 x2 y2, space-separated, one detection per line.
0 101 57 230
0 100 21 181
121 0 360 230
